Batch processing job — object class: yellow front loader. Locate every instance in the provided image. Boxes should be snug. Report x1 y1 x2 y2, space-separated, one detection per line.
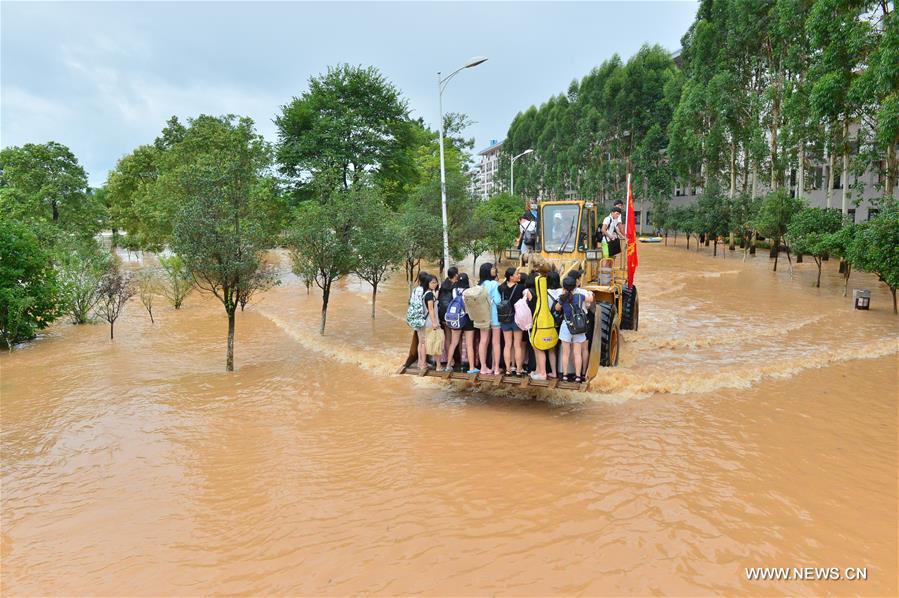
398 199 639 391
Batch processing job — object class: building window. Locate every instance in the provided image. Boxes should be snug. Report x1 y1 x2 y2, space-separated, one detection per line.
867 209 879 221
633 211 642 225
812 166 823 190
645 211 652 226
847 209 856 223
833 169 843 189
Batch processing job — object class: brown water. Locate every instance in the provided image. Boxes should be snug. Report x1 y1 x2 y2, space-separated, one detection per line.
2 244 897 596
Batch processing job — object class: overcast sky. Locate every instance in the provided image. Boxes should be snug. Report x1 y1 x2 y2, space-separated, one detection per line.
1 1 698 186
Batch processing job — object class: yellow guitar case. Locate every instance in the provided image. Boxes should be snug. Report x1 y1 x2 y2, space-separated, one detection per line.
529 274 558 350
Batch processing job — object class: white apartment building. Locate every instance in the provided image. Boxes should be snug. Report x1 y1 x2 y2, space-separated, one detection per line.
473 139 503 200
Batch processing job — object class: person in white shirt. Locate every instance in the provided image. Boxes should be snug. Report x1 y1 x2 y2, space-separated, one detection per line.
516 212 537 254
599 206 625 257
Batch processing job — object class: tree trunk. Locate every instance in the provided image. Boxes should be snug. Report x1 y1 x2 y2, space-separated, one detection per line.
773 236 780 271
729 142 737 199
842 120 850 215
109 321 114 340
887 140 897 199
750 231 757 255
891 287 897 315
815 257 822 287
713 239 718 257
52 201 59 222
728 232 735 251
843 265 851 297
826 150 835 209
770 80 781 189
686 235 690 250
371 283 377 320
148 308 154 324
797 142 805 200
320 282 330 335
226 308 235 372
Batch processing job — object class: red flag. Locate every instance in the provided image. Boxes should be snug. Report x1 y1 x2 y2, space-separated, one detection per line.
625 173 638 287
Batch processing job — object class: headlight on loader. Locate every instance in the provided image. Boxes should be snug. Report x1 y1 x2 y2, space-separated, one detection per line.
585 249 602 260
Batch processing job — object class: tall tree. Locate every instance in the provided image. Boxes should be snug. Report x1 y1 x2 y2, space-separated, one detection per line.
0 142 99 235
169 115 281 371
276 64 411 192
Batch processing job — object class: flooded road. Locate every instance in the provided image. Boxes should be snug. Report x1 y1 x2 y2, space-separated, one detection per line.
2 243 896 596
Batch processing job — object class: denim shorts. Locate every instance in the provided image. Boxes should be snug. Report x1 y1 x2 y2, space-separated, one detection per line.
500 321 520 332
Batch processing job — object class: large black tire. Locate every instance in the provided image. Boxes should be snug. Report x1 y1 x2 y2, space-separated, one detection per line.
598 302 620 367
621 285 639 331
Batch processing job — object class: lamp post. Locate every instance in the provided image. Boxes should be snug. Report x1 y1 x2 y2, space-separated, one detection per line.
438 56 487 276
510 148 533 197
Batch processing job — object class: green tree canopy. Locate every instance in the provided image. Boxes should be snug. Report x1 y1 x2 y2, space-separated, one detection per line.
847 202 899 313
276 64 411 192
0 141 100 236
786 207 844 286
0 218 61 348
168 115 280 371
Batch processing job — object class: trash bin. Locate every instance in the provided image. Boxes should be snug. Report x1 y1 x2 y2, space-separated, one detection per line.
853 289 871 310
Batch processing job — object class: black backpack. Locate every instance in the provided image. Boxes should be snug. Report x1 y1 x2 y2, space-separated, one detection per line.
497 283 517 323
563 294 588 335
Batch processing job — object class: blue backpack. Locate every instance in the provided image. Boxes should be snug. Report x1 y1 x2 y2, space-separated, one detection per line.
445 292 470 330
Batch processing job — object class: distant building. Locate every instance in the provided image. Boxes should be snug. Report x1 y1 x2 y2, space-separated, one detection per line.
474 139 503 200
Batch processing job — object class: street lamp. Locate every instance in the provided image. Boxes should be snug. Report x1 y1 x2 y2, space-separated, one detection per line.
510 148 533 197
438 56 487 276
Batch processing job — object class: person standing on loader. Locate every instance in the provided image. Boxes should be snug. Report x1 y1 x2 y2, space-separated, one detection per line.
600 206 625 258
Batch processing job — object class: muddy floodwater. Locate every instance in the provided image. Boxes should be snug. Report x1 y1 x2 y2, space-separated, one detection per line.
1 243 896 596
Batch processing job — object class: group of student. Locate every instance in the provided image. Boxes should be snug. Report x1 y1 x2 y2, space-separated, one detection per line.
406 263 595 383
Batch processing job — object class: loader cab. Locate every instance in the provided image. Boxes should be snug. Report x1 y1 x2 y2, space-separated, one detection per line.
537 200 600 253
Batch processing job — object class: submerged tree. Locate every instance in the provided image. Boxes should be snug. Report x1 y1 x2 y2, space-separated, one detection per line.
136 268 162 323
287 187 357 335
169 115 281 371
786 207 844 287
349 188 405 319
56 238 111 324
158 254 193 309
754 190 805 272
95 265 136 340
847 204 899 314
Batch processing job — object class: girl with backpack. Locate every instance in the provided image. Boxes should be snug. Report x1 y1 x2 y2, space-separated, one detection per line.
554 276 589 383
473 263 502 375
406 271 433 370
444 273 476 372
422 274 444 371
498 266 525 376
